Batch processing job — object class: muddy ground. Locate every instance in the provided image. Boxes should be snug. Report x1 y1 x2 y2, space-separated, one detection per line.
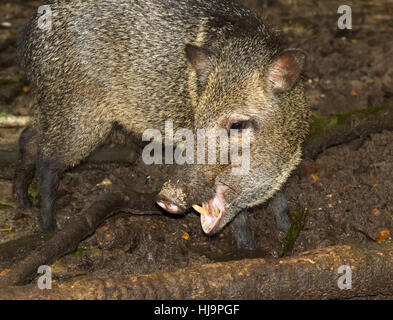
0 0 392 290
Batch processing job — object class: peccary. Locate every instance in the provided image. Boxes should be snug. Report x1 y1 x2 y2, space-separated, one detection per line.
14 0 310 238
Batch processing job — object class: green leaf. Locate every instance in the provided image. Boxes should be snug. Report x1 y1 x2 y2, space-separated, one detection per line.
0 201 15 208
67 248 87 257
281 208 308 256
28 183 38 200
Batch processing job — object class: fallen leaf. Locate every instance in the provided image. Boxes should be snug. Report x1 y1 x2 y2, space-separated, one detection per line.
182 232 190 240
338 185 350 193
98 225 109 232
372 208 381 216
310 174 319 183
97 178 112 187
0 269 11 277
350 90 358 96
300 162 321 177
376 229 391 243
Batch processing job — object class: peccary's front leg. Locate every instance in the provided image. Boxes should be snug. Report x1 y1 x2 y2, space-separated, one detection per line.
269 190 291 231
231 210 257 250
37 156 65 231
231 191 292 250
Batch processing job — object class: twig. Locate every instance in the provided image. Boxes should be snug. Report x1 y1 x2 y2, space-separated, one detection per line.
0 190 153 287
0 115 31 128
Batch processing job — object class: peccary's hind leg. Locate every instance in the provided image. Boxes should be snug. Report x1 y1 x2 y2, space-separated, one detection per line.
36 116 114 231
36 155 65 231
13 126 38 212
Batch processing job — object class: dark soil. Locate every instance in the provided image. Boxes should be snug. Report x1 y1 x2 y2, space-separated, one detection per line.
0 0 392 288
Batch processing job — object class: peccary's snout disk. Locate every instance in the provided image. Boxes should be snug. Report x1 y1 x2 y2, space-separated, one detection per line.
156 180 188 215
156 198 183 215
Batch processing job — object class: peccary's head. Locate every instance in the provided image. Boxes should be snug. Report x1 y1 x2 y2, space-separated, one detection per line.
157 38 310 235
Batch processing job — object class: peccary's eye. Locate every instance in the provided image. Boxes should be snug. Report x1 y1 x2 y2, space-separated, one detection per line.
229 121 247 131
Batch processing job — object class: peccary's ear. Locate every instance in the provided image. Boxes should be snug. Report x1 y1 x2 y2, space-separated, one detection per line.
267 49 306 94
185 44 213 87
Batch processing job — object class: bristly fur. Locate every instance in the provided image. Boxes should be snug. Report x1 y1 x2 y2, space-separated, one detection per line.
15 0 310 232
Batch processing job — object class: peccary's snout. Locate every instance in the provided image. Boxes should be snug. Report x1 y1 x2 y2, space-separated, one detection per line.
156 197 184 215
156 177 232 235
156 180 189 214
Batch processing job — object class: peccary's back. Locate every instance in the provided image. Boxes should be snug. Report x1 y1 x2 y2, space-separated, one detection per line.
17 0 273 132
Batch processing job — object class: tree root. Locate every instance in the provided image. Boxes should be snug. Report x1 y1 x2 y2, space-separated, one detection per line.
0 242 391 299
304 102 393 159
0 190 155 288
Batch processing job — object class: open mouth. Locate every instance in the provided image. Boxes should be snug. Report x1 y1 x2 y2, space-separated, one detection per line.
192 185 228 234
